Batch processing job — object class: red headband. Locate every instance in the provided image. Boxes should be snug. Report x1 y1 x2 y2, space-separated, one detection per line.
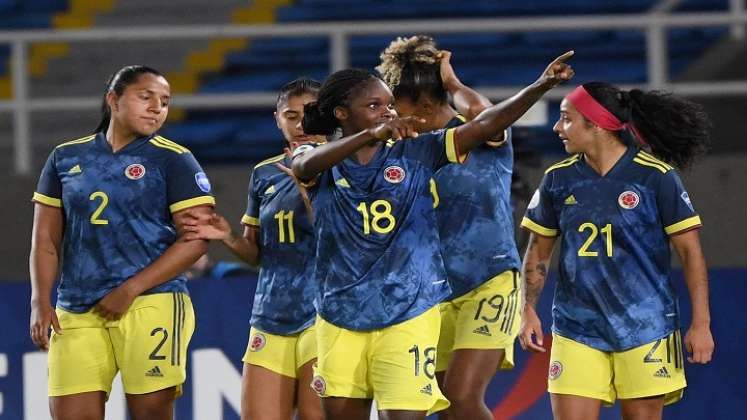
565 85 647 145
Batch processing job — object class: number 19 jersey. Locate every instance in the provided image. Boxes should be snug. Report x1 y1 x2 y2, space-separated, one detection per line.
521 147 701 351
306 129 466 331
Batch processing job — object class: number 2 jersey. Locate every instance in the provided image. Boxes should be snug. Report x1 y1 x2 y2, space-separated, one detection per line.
521 147 702 351
33 132 215 313
242 154 316 335
303 129 467 331
434 115 520 299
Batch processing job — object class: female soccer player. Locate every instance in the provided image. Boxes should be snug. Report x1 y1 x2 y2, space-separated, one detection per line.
519 82 715 420
182 78 324 420
378 35 521 420
29 65 215 420
291 52 573 420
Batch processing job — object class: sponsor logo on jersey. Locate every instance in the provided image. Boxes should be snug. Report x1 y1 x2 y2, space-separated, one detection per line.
653 366 671 378
249 333 266 352
383 165 406 184
618 191 640 209
311 375 326 396
145 366 163 377
473 325 492 336
125 164 146 180
195 172 211 193
548 361 563 380
564 194 577 205
68 164 82 175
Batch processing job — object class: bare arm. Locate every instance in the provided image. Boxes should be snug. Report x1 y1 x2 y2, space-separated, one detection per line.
29 203 64 350
92 204 213 320
453 51 574 154
439 50 493 120
670 229 714 364
292 116 423 181
221 224 261 267
518 232 557 352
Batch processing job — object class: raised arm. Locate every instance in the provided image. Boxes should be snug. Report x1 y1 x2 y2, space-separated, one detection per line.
439 50 493 120
29 203 64 350
454 51 574 153
518 232 557 353
670 229 714 364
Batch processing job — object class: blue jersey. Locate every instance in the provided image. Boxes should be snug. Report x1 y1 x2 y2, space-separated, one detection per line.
305 129 467 330
242 154 316 335
33 133 215 313
435 115 520 299
521 147 702 351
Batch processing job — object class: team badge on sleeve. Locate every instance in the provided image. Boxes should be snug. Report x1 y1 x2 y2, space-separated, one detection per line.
195 172 211 193
125 164 145 180
248 332 266 352
528 189 540 209
548 361 563 380
383 165 406 183
681 191 694 211
618 191 640 209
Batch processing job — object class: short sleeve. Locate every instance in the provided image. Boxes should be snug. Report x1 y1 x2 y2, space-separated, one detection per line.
241 169 260 226
400 127 467 171
484 127 511 148
166 152 216 213
521 174 559 237
32 150 63 207
657 170 701 235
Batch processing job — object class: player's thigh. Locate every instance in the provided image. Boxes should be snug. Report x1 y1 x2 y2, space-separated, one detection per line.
126 387 176 420
241 363 295 420
620 396 665 420
442 348 505 402
550 393 602 420
296 359 323 420
547 334 615 405
452 270 521 370
112 293 195 397
370 307 449 416
613 330 686 405
321 397 372 420
50 391 106 420
435 301 457 373
48 309 117 397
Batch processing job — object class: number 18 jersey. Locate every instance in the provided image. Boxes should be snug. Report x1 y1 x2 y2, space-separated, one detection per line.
522 147 701 351
305 129 466 331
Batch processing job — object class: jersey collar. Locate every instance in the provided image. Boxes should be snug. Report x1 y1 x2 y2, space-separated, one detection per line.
96 131 155 154
578 145 637 179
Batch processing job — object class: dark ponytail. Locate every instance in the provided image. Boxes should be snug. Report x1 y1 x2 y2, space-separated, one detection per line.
95 65 163 133
583 81 711 169
302 68 380 136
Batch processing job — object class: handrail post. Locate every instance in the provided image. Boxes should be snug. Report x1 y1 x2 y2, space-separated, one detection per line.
646 18 668 90
730 0 745 39
330 31 348 72
11 40 31 175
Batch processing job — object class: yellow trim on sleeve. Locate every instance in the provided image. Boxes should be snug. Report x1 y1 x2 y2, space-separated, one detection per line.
445 128 468 164
169 196 215 213
520 216 558 237
665 215 702 235
633 157 668 174
544 155 580 174
637 151 673 170
155 136 190 153
254 154 285 169
149 139 185 154
455 114 467 123
485 129 508 147
241 215 260 226
55 134 96 149
32 192 62 207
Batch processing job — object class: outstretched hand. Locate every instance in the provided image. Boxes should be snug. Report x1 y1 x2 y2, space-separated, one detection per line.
537 50 575 89
276 147 315 223
369 116 426 141
182 210 232 241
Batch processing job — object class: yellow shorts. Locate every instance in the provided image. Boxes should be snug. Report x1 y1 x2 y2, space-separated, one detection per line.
242 324 317 378
548 332 686 405
48 292 195 398
313 307 449 415
436 269 521 372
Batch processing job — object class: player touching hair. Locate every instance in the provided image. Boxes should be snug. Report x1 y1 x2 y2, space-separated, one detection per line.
519 81 714 420
30 65 214 420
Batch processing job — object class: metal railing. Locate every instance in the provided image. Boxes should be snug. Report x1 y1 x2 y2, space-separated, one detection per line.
1 8 746 174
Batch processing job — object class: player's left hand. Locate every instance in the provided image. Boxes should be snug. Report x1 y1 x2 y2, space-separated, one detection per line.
684 323 714 364
92 284 137 321
536 50 575 89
